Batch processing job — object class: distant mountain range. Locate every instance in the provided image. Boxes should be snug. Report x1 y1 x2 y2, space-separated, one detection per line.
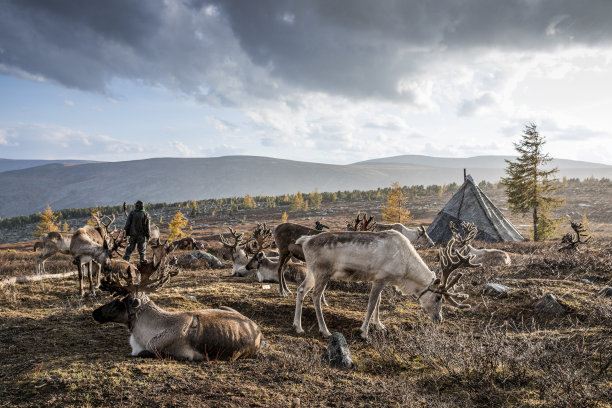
0 155 610 218
0 158 97 173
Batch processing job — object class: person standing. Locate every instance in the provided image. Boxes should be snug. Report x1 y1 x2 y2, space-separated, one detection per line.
123 200 150 264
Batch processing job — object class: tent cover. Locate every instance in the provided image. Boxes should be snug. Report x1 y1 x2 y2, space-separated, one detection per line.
427 175 526 243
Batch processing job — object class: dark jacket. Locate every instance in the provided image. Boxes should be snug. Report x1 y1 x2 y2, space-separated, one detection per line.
124 210 150 239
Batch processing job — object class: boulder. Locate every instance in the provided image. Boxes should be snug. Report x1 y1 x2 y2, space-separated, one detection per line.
483 283 510 297
177 251 223 269
597 287 612 297
533 294 566 315
322 332 355 369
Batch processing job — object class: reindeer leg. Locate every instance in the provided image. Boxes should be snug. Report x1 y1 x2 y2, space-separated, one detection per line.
77 259 84 297
293 269 315 334
277 254 291 297
87 260 96 296
312 280 331 337
321 290 329 307
372 290 386 332
359 281 386 340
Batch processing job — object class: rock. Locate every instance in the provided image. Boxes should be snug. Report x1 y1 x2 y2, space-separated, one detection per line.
533 294 566 315
322 332 355 369
597 287 612 297
580 279 592 285
177 251 223 269
186 295 197 301
483 283 510 297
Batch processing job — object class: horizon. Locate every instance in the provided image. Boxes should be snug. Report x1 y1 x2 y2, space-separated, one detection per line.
1 2 612 165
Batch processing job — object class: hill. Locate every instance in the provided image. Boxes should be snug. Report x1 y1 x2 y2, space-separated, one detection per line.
0 155 611 218
0 158 96 173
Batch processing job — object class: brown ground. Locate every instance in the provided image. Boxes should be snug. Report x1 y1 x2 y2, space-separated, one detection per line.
1 186 611 407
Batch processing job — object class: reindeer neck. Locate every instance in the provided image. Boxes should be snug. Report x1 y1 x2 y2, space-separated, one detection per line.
395 254 436 295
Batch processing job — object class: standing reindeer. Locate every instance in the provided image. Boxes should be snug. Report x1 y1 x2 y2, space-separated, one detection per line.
293 230 480 339
70 212 124 297
273 223 325 297
34 231 72 275
93 250 263 361
372 224 435 248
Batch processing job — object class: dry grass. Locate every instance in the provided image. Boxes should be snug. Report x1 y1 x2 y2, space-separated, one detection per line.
1 241 611 407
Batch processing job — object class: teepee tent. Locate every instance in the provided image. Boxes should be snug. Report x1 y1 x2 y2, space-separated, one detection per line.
427 175 525 243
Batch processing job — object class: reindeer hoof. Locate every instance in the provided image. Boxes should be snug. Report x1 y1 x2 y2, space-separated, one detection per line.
320 330 332 338
293 325 304 335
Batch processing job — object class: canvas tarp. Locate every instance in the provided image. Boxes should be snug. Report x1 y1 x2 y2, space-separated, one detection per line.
427 175 525 243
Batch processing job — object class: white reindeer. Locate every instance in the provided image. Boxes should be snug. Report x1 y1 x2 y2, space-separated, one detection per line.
293 231 480 340
33 231 72 275
372 224 435 248
219 228 251 277
450 221 511 266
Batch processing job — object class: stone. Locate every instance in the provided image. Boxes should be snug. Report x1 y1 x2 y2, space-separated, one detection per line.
533 294 566 315
580 279 592 285
322 332 355 369
483 283 510 297
177 251 223 269
597 287 612 297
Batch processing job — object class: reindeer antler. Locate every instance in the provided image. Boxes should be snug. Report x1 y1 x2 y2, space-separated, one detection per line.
347 212 377 231
250 223 272 254
219 227 244 249
100 256 179 297
437 237 481 308
559 221 591 252
449 221 477 248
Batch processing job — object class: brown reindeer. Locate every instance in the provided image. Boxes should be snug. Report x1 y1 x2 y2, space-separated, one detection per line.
70 213 125 297
273 223 325 297
93 252 263 361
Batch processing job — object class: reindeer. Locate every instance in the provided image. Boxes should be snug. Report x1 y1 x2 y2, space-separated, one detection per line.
219 227 252 277
372 224 435 248
559 221 591 252
70 213 124 297
245 251 328 306
450 221 511 266
273 223 325 297
92 251 263 361
33 231 72 275
293 231 480 340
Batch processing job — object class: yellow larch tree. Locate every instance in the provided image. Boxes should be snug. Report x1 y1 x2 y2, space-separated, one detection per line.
34 204 60 237
381 182 413 223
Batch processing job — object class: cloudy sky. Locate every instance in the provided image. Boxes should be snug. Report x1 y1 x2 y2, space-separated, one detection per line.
1 0 611 165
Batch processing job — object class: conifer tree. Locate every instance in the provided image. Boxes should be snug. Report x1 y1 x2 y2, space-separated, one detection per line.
168 210 189 241
381 182 412 223
500 123 565 241
61 221 72 233
243 194 256 209
290 191 305 212
281 211 288 223
310 189 322 210
86 207 100 227
34 204 60 237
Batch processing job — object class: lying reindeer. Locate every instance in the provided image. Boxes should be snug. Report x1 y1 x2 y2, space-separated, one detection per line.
92 245 263 361
450 221 511 266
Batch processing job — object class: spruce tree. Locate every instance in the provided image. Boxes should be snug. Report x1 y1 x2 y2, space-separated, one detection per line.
381 182 412 223
500 123 565 241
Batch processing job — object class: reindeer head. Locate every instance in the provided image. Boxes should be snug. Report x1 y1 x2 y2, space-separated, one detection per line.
219 227 245 261
414 225 435 248
93 256 178 326
417 237 481 323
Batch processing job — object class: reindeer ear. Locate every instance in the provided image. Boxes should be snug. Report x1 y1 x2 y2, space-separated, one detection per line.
257 252 264 260
131 298 142 308
432 278 440 286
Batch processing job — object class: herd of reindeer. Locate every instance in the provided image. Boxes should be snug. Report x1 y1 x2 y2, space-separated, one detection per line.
32 209 517 362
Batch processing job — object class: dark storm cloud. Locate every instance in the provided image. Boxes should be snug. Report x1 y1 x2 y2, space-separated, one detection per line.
1 0 611 104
